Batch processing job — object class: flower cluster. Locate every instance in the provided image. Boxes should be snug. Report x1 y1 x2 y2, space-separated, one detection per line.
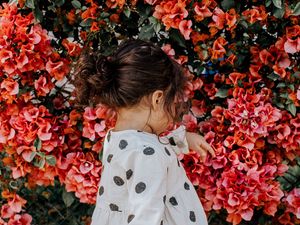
0 0 299 224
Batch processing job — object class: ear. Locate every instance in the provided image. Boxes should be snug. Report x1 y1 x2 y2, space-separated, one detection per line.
151 90 164 110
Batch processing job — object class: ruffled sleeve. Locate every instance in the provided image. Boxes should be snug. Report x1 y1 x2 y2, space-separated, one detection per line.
163 124 189 155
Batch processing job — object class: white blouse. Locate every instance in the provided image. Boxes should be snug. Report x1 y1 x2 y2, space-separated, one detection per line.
91 125 208 225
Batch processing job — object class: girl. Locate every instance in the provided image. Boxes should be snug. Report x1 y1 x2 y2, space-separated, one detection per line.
73 38 215 225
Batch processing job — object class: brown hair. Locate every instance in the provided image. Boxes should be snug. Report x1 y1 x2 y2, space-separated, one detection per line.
72 38 190 131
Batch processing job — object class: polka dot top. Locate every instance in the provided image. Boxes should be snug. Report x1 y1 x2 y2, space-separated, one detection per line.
91 125 208 225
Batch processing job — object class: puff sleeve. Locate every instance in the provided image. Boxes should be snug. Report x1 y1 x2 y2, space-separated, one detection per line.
163 124 190 155
120 146 168 225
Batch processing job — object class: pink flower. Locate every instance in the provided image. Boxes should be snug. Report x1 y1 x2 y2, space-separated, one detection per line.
178 20 192 40
1 78 19 95
194 3 212 21
8 194 27 213
7 213 32 225
34 76 54 96
285 188 300 219
161 44 175 57
1 204 14 219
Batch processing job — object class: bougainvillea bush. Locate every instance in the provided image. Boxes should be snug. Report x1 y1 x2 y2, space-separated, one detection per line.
0 0 299 224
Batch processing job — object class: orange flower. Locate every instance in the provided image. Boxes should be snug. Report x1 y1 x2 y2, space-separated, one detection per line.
90 21 100 32
259 49 275 65
242 5 268 24
109 13 120 23
1 78 19 95
272 64 287 79
193 2 212 22
284 25 300 54
190 31 209 45
208 7 225 30
81 3 98 20
106 0 125 9
225 8 237 30
66 9 77 25
153 0 188 30
211 37 227 60
45 54 70 80
62 39 82 57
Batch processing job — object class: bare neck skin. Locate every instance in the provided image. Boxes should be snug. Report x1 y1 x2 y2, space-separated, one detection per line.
113 106 155 133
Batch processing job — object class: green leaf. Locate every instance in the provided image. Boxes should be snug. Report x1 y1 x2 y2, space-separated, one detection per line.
148 16 161 33
34 138 42 151
100 12 110 18
55 0 65 7
287 103 296 116
29 152 37 162
292 71 300 79
169 29 186 48
34 7 43 23
272 0 282 9
273 7 285 18
138 24 155 40
62 189 75 207
275 101 285 109
34 158 45 168
45 155 57 166
221 0 235 11
153 22 161 33
71 0 81 9
123 8 131 18
267 72 280 81
279 92 288 98
79 18 93 27
36 152 45 158
25 0 35 9
215 88 229 98
292 2 300 16
288 84 295 91
266 0 272 7
239 20 248 29
276 82 286 88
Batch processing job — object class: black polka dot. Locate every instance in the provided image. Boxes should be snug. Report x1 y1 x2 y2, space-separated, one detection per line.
177 158 180 167
143 147 155 155
164 147 171 156
113 176 124 186
168 137 176 146
163 195 166 204
128 214 135 223
109 203 119 211
135 182 146 193
107 154 113 163
184 182 190 190
189 211 196 222
119 140 128 150
107 131 111 142
99 186 104 195
126 169 133 179
169 196 178 206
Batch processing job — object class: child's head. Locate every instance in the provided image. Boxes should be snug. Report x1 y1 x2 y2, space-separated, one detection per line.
72 38 190 134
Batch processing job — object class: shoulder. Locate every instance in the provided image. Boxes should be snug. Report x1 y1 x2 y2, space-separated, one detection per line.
114 132 171 169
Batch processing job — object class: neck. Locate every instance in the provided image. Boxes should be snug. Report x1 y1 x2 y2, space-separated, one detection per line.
113 109 156 134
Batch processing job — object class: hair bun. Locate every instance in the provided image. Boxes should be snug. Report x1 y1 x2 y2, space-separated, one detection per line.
95 54 113 78
87 53 115 89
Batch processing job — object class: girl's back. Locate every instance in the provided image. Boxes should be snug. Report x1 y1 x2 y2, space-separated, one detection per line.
91 126 208 225
72 38 211 225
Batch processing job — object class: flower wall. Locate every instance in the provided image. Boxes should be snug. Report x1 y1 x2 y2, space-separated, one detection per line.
0 0 299 224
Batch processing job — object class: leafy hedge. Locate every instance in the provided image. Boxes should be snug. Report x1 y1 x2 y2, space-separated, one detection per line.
0 0 299 224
